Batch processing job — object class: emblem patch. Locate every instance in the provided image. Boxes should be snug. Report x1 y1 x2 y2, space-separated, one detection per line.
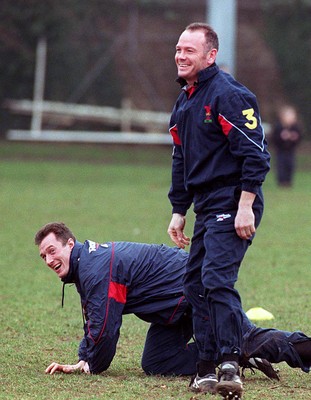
204 105 212 123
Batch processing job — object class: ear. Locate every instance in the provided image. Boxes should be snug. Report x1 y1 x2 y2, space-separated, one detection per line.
67 238 75 249
207 48 217 65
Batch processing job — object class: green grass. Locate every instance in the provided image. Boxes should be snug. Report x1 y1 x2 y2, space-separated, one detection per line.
0 142 310 399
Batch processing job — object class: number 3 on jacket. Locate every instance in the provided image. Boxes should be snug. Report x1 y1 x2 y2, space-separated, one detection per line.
242 108 258 130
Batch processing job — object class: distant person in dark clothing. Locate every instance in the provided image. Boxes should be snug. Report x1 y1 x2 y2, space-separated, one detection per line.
272 105 301 187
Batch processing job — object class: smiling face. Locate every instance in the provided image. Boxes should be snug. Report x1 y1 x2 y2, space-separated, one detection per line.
39 232 75 279
175 29 217 86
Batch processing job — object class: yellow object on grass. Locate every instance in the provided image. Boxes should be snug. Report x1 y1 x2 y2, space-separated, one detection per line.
246 307 275 321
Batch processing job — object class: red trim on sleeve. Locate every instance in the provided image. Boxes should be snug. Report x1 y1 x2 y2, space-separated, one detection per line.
108 281 127 304
169 124 181 145
218 114 233 136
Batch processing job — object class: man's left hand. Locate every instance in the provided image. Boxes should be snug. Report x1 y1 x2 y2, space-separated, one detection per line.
235 191 256 240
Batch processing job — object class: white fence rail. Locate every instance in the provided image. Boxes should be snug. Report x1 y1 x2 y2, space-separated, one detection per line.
4 99 270 144
4 99 170 130
4 99 172 144
7 130 172 144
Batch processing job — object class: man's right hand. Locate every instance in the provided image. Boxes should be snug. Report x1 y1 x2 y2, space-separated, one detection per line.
45 360 90 375
167 213 190 249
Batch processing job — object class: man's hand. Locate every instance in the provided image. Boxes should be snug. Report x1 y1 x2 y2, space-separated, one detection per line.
167 213 190 249
45 360 90 375
235 191 256 240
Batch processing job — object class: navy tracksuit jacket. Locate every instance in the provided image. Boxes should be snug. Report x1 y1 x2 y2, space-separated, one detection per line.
63 240 192 374
168 63 270 214
62 240 310 375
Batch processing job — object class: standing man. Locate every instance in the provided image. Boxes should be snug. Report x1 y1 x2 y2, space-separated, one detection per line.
167 23 270 399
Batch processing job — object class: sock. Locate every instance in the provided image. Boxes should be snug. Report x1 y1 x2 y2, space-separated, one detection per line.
293 340 311 365
222 353 240 364
197 360 216 376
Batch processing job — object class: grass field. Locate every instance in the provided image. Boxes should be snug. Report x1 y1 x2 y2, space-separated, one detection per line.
0 141 310 400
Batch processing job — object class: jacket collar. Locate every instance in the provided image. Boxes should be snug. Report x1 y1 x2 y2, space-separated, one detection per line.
176 63 219 88
61 241 83 284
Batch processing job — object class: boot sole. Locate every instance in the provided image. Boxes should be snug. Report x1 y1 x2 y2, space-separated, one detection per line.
215 381 243 399
190 382 217 394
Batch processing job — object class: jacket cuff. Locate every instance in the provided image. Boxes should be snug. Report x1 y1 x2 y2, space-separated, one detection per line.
241 182 261 195
172 206 188 216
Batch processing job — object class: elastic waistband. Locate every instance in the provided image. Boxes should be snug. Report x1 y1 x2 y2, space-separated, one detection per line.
190 176 241 194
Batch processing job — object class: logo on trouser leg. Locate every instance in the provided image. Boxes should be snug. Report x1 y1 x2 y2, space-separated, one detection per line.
216 213 231 222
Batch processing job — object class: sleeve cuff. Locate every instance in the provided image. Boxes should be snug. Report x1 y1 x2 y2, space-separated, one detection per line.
241 182 261 195
172 206 188 216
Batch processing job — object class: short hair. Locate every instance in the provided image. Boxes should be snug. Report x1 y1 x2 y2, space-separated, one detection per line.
34 222 76 246
185 22 219 51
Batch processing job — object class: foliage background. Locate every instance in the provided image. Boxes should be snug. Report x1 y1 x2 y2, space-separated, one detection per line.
0 0 311 136
262 0 311 132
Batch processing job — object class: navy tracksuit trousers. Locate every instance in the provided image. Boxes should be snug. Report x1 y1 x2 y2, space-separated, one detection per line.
140 312 310 376
183 185 264 363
